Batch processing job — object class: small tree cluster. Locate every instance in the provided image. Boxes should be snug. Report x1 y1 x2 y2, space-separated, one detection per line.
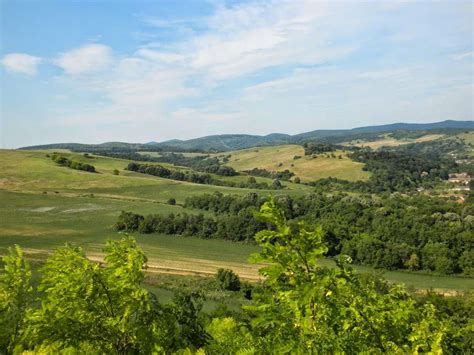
51 154 95 172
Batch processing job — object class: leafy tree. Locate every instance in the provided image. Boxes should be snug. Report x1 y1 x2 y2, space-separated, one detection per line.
271 179 282 189
115 211 144 232
0 246 33 352
228 198 448 353
215 269 241 291
168 198 176 205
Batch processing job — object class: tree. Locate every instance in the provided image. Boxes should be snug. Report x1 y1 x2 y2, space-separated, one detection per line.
8 237 190 353
271 179 282 189
0 246 33 352
215 269 241 291
227 198 448 353
168 198 176 205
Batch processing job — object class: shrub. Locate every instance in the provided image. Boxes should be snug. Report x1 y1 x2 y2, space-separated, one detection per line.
215 268 241 291
168 198 177 205
115 211 144 232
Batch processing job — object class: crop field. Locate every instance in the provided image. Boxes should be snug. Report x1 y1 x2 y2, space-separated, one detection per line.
0 149 472 294
219 144 370 182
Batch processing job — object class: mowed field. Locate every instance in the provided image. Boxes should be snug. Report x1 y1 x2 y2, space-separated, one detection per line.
0 149 473 293
220 145 370 182
344 134 445 149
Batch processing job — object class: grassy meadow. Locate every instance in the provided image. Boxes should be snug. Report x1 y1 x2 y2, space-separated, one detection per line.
344 133 445 149
0 149 472 294
218 144 370 182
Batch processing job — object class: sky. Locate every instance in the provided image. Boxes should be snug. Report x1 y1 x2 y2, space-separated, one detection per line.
0 0 472 148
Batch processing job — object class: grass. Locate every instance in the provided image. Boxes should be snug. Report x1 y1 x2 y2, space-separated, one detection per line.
219 145 370 182
0 150 312 204
344 134 445 149
455 131 474 145
0 149 472 293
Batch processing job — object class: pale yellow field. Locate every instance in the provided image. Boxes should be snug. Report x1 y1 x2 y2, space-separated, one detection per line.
456 131 474 145
220 145 370 182
345 134 444 149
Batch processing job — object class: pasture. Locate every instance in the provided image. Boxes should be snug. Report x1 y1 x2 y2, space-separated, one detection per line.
220 144 370 182
344 134 445 149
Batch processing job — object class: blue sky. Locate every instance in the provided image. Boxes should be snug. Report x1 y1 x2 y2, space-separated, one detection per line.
1 0 472 148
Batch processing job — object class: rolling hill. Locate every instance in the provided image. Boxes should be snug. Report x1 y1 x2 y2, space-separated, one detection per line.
20 120 474 152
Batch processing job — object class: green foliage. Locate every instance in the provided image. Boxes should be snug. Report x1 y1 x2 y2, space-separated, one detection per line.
216 269 241 291
51 154 96 172
168 198 177 205
126 162 274 189
0 246 33 352
115 211 144 232
184 192 473 275
1 237 210 353
236 198 448 353
15 237 159 353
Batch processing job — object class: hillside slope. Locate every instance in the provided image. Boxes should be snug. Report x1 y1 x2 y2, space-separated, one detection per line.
20 120 474 152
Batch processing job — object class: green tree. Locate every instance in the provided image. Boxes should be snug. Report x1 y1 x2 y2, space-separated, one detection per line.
215 268 241 291
224 198 448 353
271 179 282 189
0 246 33 352
13 237 168 353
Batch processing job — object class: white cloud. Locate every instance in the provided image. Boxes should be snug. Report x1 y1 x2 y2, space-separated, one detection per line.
54 44 113 75
1 53 41 75
453 51 473 61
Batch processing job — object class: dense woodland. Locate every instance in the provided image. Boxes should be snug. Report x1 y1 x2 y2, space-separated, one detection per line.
1 200 472 353
118 192 473 275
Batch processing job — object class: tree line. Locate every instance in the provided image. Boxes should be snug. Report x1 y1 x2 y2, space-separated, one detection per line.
126 162 283 190
97 151 238 176
49 154 96 173
243 167 294 181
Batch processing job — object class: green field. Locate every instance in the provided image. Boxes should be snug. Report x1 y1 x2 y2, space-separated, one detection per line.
218 144 370 182
0 149 472 293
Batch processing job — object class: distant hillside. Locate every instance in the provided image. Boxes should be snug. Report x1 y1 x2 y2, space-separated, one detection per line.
20 120 473 152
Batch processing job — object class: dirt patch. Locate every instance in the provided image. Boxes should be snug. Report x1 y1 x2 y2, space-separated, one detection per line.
20 207 56 213
61 204 104 213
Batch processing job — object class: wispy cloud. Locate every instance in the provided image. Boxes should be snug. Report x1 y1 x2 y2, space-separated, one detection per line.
453 51 473 61
1 53 42 75
54 44 113 75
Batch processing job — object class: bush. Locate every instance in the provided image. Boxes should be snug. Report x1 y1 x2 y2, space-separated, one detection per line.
115 211 144 232
168 198 176 205
216 268 241 291
272 179 282 189
113 169 120 175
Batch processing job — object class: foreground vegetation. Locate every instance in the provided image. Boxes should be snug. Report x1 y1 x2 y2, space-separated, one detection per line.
1 200 472 353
